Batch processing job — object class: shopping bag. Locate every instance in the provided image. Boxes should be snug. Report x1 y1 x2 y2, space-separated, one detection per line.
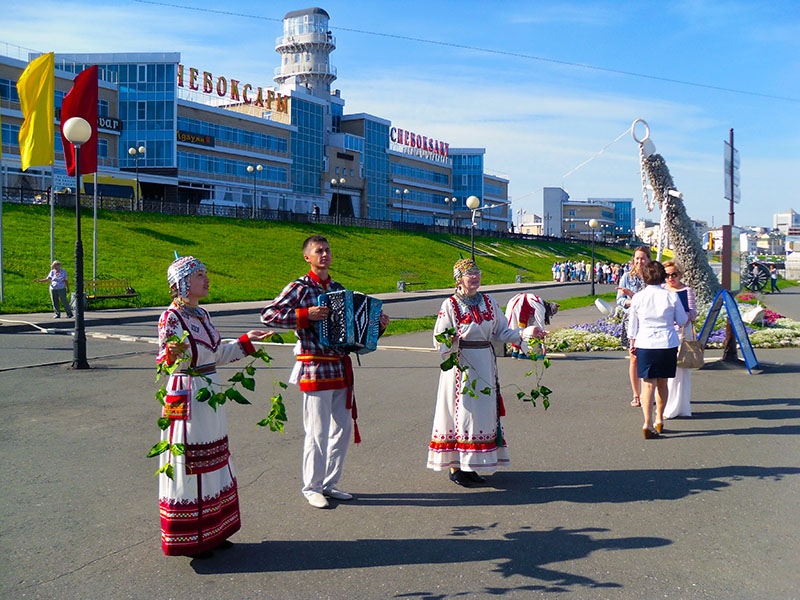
676 325 704 369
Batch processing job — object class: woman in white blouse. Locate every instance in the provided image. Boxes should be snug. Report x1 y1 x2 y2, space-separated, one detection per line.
628 261 689 439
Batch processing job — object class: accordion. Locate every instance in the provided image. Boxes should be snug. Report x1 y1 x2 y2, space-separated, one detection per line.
318 290 383 354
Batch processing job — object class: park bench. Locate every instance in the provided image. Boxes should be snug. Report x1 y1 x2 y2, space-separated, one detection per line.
515 269 535 283
85 279 140 304
397 271 426 292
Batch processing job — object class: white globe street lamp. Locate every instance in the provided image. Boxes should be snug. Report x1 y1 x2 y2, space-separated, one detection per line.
466 195 481 260
247 164 263 218
62 117 93 370
588 218 599 296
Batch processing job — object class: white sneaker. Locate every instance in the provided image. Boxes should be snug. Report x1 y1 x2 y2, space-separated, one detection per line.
305 492 329 509
323 488 353 501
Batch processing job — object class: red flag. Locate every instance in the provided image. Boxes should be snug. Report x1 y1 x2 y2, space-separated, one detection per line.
60 65 98 176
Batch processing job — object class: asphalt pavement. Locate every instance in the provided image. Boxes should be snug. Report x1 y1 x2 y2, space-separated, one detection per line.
0 285 799 599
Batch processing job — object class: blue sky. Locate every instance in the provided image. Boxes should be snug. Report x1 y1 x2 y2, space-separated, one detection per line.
4 0 799 228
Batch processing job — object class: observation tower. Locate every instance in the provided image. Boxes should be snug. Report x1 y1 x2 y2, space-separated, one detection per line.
274 7 337 99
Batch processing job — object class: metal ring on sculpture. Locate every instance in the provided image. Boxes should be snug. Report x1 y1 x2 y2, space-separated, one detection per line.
631 119 650 144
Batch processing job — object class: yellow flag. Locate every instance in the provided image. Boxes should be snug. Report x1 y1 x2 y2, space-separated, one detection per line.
17 52 55 171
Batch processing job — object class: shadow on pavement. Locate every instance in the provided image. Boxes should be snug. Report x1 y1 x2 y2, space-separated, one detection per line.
338 465 800 507
192 525 670 594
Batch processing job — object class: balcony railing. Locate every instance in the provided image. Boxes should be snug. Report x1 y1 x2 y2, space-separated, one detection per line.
275 32 336 48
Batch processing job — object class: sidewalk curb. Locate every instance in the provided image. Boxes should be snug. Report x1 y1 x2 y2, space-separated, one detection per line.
0 280 584 334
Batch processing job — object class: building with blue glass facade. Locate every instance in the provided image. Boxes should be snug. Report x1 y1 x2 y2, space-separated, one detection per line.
0 7 511 229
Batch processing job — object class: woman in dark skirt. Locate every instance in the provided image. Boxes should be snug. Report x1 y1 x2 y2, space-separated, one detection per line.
627 261 689 439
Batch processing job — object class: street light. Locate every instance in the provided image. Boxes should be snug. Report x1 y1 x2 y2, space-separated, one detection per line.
247 164 263 218
588 218 599 296
63 117 92 370
466 195 481 260
516 209 526 233
331 177 345 223
394 188 409 226
444 196 457 229
128 145 145 210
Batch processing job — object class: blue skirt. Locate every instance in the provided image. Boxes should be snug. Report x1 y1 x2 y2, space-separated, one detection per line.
636 347 678 379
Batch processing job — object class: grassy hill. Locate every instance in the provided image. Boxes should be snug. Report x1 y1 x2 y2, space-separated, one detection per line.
0 203 635 313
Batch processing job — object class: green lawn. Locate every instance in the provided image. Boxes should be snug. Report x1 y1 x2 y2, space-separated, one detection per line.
1 203 634 313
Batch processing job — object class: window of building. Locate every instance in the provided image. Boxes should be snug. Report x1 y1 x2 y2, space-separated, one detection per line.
98 99 109 117
0 78 20 103
569 209 575 216
98 138 108 158
138 101 146 120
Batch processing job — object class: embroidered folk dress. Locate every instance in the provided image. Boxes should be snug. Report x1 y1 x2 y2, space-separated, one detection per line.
427 292 524 473
156 302 255 556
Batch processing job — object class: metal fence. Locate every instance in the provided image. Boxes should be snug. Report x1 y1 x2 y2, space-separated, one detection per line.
1 186 625 248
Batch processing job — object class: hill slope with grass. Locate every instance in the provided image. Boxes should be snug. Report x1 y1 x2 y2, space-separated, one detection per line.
1 204 634 313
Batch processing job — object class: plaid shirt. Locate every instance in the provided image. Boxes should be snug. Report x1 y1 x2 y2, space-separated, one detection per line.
261 271 347 391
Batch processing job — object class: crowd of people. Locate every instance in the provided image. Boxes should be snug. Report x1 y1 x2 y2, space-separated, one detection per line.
551 260 628 285
152 238 698 559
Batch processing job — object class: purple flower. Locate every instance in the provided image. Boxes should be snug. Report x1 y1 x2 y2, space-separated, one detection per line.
570 318 623 338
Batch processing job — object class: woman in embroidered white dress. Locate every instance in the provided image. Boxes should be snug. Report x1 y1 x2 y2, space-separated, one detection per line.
427 259 545 487
157 256 272 558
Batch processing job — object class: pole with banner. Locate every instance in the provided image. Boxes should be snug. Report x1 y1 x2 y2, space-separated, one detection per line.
722 128 740 362
0 164 4 303
93 172 97 280
50 164 55 263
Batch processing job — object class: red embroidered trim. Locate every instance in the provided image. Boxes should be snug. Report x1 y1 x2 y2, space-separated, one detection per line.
449 293 494 325
160 481 240 556
184 437 230 475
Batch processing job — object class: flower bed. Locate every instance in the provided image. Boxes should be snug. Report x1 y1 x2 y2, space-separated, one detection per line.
546 299 800 353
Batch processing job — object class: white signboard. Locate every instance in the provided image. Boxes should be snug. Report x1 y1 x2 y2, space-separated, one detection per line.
723 141 741 204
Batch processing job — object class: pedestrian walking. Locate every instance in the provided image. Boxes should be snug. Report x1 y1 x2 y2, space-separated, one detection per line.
769 265 781 293
616 246 651 408
34 260 73 319
628 261 689 438
662 260 697 419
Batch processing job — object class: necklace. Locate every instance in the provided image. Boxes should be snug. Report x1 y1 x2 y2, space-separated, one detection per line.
174 298 206 319
455 292 482 307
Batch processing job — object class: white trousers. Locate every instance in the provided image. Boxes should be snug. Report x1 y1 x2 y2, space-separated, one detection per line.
302 388 352 496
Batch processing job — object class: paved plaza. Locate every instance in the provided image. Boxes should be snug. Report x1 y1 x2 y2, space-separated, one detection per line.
1 285 798 599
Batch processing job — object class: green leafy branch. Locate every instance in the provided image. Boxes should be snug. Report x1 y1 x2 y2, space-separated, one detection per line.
149 334 288 479
511 338 553 409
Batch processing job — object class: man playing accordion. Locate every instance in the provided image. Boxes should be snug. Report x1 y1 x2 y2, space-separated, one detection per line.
261 235 389 509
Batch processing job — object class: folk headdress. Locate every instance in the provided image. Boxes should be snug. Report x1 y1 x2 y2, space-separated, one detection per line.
453 258 479 282
167 255 205 299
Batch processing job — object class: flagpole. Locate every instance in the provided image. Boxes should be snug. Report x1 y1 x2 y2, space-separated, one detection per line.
50 163 55 263
93 171 97 280
0 162 4 303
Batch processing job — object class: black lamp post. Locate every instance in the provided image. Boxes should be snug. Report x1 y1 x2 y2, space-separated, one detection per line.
331 177 345 224
394 188 409 227
588 218 598 296
128 145 145 210
444 196 457 230
247 164 262 218
63 117 92 370
466 195 480 260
